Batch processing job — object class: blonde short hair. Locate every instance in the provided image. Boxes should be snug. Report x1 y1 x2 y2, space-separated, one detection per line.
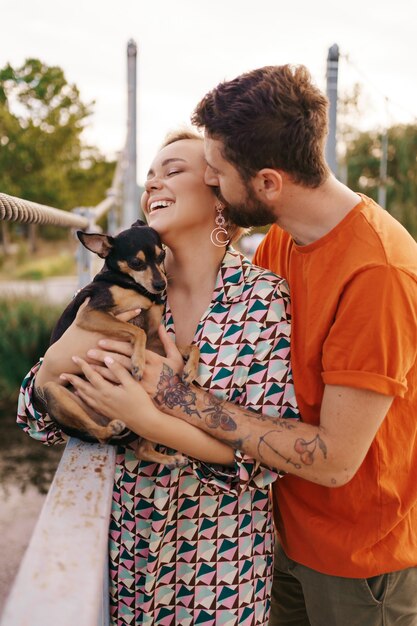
160 128 250 244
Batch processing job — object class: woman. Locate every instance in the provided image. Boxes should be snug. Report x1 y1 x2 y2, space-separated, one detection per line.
17 130 299 625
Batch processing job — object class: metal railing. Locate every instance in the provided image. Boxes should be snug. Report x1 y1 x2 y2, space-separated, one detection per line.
0 441 116 626
0 165 123 626
0 39 139 626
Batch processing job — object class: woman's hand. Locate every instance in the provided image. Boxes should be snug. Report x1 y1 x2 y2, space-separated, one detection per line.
35 304 139 388
90 325 185 396
62 355 235 465
60 356 161 439
86 337 133 383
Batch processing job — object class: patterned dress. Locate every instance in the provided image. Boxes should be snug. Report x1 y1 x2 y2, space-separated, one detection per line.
17 248 299 626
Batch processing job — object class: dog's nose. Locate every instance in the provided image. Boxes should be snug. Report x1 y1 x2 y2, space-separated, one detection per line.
152 279 166 292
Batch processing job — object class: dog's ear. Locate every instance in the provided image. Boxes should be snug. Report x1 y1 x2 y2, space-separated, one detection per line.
77 231 115 258
131 219 147 228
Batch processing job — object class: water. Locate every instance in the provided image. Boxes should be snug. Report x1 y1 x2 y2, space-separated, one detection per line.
0 416 64 611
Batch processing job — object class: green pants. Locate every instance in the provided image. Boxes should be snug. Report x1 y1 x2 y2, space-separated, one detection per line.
270 541 417 626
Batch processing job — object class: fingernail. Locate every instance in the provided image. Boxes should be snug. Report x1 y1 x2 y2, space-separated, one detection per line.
104 356 114 365
135 308 141 314
87 349 97 357
59 374 67 381
72 356 80 363
98 340 107 347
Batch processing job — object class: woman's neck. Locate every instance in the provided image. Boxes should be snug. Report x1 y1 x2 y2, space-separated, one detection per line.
164 239 227 346
165 238 226 296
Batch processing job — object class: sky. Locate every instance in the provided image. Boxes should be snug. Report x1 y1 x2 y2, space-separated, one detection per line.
2 0 417 184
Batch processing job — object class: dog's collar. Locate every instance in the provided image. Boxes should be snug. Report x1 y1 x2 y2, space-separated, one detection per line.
94 269 164 303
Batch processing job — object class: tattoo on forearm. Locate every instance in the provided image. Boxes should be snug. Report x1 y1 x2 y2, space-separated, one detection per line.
201 394 237 431
258 431 327 470
241 410 298 426
33 385 47 413
294 435 327 465
258 431 302 470
154 364 200 417
217 436 249 451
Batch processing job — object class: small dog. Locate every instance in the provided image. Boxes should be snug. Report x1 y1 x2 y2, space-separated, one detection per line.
42 219 199 467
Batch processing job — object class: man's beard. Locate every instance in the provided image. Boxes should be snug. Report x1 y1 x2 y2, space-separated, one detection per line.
221 183 276 228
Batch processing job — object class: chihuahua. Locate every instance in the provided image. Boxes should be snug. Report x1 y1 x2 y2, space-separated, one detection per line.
41 219 198 467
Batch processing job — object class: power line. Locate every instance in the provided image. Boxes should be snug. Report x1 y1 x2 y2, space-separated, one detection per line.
341 53 417 124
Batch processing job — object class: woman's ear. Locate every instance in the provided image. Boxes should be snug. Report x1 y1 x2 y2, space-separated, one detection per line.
252 168 283 201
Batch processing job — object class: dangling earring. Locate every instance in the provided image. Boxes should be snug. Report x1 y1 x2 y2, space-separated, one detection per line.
210 202 230 248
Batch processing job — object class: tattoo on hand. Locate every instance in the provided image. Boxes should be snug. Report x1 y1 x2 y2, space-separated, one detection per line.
154 364 200 417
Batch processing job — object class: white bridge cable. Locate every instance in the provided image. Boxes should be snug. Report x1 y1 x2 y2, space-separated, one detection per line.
0 145 126 231
0 193 90 229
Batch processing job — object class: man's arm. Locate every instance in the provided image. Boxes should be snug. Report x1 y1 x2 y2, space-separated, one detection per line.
151 361 393 487
91 328 394 487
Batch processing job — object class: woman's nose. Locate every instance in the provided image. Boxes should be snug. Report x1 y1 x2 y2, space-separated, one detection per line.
144 176 163 192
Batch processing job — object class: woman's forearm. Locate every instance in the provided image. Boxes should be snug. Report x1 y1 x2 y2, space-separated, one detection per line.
126 408 235 465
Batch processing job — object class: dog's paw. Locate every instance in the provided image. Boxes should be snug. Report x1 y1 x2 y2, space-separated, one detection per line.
109 419 126 435
181 369 192 383
131 365 143 381
166 454 188 470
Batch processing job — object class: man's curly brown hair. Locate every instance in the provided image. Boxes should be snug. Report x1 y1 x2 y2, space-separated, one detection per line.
192 64 330 188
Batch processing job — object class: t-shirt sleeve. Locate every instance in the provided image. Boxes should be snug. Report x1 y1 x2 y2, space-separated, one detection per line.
322 266 417 397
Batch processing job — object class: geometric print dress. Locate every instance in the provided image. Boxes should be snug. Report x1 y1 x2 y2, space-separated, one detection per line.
17 247 299 626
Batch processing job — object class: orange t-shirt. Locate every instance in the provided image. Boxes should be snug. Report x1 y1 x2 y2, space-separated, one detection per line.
253 194 417 577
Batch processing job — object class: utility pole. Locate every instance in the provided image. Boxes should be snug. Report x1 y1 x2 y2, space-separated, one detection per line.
325 43 339 176
378 129 388 209
123 39 138 229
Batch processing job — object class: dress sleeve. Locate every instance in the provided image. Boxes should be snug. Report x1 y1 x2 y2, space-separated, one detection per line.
16 360 67 446
190 278 299 495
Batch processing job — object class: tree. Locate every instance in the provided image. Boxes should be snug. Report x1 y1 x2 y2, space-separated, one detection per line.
345 124 417 238
0 59 115 223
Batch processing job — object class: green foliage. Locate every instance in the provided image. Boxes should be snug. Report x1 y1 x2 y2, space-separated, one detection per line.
14 253 76 280
0 58 116 227
345 124 417 239
0 297 60 414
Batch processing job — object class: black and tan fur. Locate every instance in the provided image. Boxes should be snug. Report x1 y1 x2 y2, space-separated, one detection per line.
42 219 199 467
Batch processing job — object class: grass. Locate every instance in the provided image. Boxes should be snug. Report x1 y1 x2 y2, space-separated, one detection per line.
0 238 77 281
13 253 76 280
0 296 62 415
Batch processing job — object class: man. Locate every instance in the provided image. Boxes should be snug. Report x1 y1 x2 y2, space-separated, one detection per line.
140 65 417 624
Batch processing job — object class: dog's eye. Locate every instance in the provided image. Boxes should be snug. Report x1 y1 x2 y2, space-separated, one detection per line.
157 251 166 263
130 259 146 271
